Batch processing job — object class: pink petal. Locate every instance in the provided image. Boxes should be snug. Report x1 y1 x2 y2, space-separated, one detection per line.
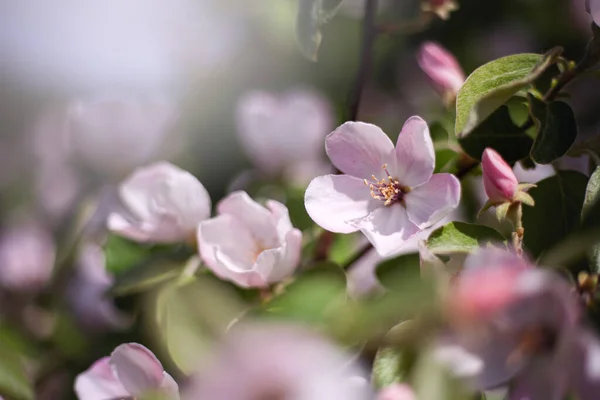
106 212 153 242
266 200 295 241
305 174 378 234
570 328 600 400
217 191 279 248
350 204 419 256
589 0 600 26
463 246 531 271
110 343 166 396
482 148 518 203
417 42 465 96
404 173 460 228
197 215 263 281
214 249 268 288
74 357 130 400
508 362 566 400
377 383 416 400
256 229 303 283
394 116 436 188
325 122 397 179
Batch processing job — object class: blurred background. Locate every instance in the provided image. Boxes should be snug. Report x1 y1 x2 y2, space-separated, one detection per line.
0 0 596 398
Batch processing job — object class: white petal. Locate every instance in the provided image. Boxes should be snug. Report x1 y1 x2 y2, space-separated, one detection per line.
266 200 294 241
110 343 167 396
257 229 303 283
325 122 397 179
404 173 460 229
394 116 435 188
217 191 279 248
350 204 419 257
463 246 530 271
74 357 130 400
106 212 153 242
305 174 378 234
214 249 268 288
197 215 260 279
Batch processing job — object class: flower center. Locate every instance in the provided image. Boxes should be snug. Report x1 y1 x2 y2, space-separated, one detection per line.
506 326 558 365
364 164 409 206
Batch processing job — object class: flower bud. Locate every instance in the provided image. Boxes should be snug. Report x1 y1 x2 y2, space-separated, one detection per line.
481 148 518 203
417 42 465 104
377 384 417 400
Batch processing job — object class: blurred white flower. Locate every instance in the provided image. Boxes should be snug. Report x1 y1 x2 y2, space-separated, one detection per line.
67 95 179 177
67 244 130 331
183 323 369 400
75 343 179 400
197 191 302 288
0 219 55 293
108 161 211 244
236 88 334 183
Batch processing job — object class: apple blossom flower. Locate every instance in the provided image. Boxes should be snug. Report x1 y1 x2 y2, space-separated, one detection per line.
67 244 131 331
183 323 369 400
74 343 179 400
377 383 417 400
417 41 465 104
305 117 461 256
197 191 302 288
0 219 55 292
482 148 519 204
236 89 334 183
436 247 600 399
108 161 211 244
67 95 179 177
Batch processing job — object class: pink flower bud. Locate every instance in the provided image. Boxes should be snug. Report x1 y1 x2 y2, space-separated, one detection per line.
377 384 417 400
417 42 465 102
481 148 518 203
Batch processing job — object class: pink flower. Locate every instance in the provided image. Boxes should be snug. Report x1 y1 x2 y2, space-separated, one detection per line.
236 89 333 182
68 95 179 177
436 247 600 399
417 41 465 102
481 148 518 203
183 323 369 400
587 0 600 25
74 343 179 400
108 161 211 244
197 191 302 288
377 383 417 400
305 117 461 256
0 219 55 292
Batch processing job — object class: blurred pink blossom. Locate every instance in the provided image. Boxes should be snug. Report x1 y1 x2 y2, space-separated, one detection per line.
377 383 417 400
67 244 130 331
587 0 600 25
481 148 518 203
74 343 179 400
305 117 461 256
437 247 600 399
108 161 211 244
0 219 55 292
67 95 179 177
197 191 302 288
417 41 465 103
183 323 369 400
236 89 334 183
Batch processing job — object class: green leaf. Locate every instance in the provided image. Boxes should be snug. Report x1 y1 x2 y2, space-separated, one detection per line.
458 105 534 162
584 167 600 272
110 258 186 297
412 346 471 400
0 341 34 400
264 264 346 327
426 222 506 255
372 346 407 389
456 48 562 138
153 276 244 374
296 0 344 61
522 171 588 258
528 95 578 164
375 253 420 290
104 234 150 275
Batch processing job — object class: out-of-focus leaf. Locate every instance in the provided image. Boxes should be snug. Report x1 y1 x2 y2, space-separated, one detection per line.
458 106 534 162
372 346 406 389
0 342 34 400
152 275 245 374
52 313 90 358
412 346 471 400
426 222 506 255
296 0 345 61
110 259 186 297
329 233 361 265
528 95 577 164
286 187 314 231
375 253 420 290
435 148 459 174
584 167 600 272
523 171 588 259
455 48 561 138
104 234 150 275
263 263 346 327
